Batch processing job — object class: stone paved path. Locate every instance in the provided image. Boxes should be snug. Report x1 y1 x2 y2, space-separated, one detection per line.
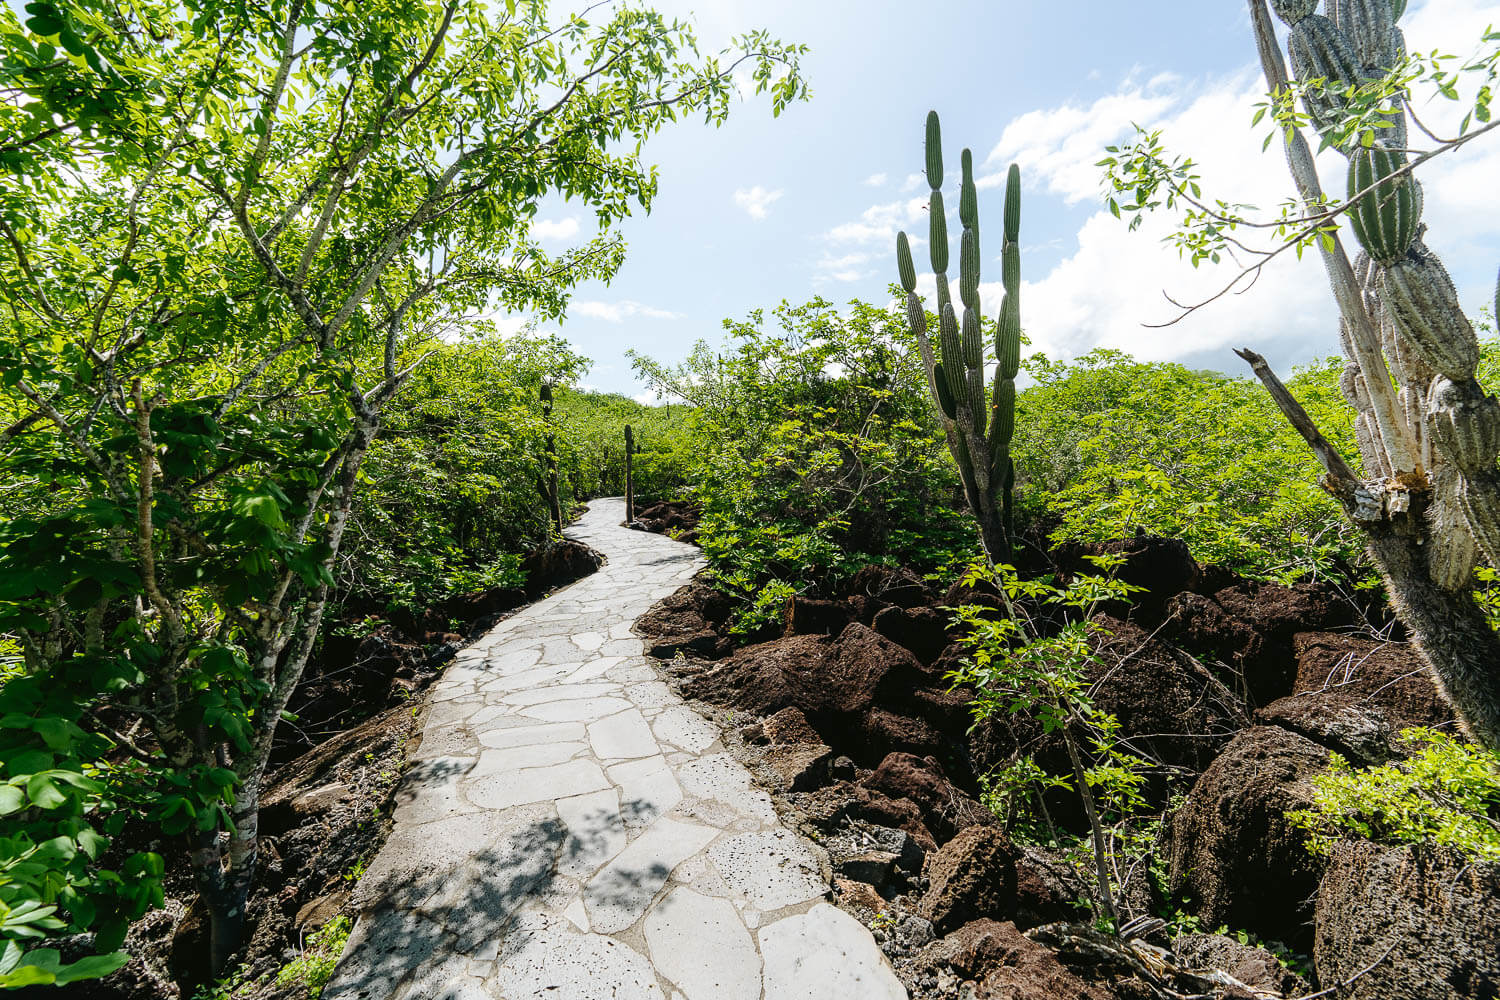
325 499 907 1000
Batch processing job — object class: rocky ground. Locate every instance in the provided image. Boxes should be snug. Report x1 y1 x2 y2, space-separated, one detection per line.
632 524 1499 1000
58 540 604 1000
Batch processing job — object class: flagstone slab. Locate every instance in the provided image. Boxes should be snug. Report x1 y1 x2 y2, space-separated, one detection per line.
327 498 905 1000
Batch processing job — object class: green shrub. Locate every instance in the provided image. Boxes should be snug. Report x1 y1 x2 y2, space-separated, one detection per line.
632 297 978 623
338 334 584 617
1288 728 1500 862
1014 350 1365 583
275 915 352 999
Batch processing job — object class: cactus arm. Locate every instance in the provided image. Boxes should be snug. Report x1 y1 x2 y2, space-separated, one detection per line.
929 190 949 275
896 232 917 293
925 110 943 189
896 110 1014 561
1249 0 1421 477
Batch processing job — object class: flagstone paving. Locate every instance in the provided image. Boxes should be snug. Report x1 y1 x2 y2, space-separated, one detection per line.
325 498 907 1000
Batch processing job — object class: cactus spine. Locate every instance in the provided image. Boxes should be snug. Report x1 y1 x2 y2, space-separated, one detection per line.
1256 0 1500 748
896 110 1022 562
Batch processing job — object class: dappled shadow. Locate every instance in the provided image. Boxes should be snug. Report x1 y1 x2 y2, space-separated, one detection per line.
326 796 682 999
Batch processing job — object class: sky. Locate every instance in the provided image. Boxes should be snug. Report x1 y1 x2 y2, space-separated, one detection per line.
511 0 1500 400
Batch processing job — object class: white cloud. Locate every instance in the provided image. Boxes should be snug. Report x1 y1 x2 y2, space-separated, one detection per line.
532 216 580 242
825 196 926 245
978 74 1185 202
732 185 784 220
975 0 1500 370
865 172 888 187
571 300 682 323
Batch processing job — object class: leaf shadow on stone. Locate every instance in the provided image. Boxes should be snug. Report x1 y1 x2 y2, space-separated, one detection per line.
326 796 676 999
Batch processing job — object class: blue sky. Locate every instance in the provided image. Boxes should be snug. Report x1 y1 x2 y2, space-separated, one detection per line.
514 0 1500 398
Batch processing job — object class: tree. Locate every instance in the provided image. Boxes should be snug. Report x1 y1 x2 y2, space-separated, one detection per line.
0 0 806 978
1102 0 1500 750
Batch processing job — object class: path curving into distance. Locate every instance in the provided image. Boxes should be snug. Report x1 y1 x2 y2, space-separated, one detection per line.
325 498 907 1000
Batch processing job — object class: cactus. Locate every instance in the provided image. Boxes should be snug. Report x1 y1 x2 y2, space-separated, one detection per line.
896 232 917 293
895 110 1023 561
1375 248 1480 380
1346 146 1419 263
1243 0 1500 748
1330 0 1399 69
1286 15 1363 135
1271 0 1318 24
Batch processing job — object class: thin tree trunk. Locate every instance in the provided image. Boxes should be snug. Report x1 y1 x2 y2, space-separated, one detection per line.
1062 722 1118 924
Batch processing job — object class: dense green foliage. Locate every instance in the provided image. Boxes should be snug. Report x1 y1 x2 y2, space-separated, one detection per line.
1289 729 1500 863
0 0 805 980
552 388 695 505
633 298 979 629
1015 350 1364 583
337 334 587 618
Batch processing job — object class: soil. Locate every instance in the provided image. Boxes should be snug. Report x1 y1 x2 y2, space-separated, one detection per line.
58 539 603 1000
631 521 1485 999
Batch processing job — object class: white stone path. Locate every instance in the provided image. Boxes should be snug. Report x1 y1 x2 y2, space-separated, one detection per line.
325 499 907 1000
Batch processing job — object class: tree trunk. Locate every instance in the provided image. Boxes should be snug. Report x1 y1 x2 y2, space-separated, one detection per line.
977 502 1011 566
189 783 259 976
1367 525 1500 749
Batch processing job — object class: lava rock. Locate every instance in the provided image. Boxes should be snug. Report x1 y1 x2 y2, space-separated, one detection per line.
635 582 733 660
1172 931 1309 998
920 826 1019 933
917 919 1112 999
1089 615 1248 778
762 705 823 744
847 565 933 609
678 633 829 715
1168 725 1331 948
759 742 833 792
1315 841 1500 1000
1291 632 1454 729
1255 693 1398 765
785 596 853 637
1064 534 1201 616
859 752 993 843
872 605 953 666
520 539 604 597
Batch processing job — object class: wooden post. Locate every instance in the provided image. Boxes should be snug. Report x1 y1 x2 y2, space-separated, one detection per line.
541 384 562 533
624 424 635 522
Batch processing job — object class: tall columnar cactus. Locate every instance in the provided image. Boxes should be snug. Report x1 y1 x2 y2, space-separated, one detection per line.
1248 0 1500 749
897 110 1022 561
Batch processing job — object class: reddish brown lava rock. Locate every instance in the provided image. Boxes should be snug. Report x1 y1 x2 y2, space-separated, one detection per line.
678 633 829 715
1169 725 1331 947
1165 581 1357 705
805 623 926 714
1291 632 1454 729
762 705 822 744
1255 693 1398 765
920 919 1113 999
1088 615 1247 776
859 752 992 843
784 596 853 636
872 604 953 665
920 826 1019 932
1314 841 1500 1000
